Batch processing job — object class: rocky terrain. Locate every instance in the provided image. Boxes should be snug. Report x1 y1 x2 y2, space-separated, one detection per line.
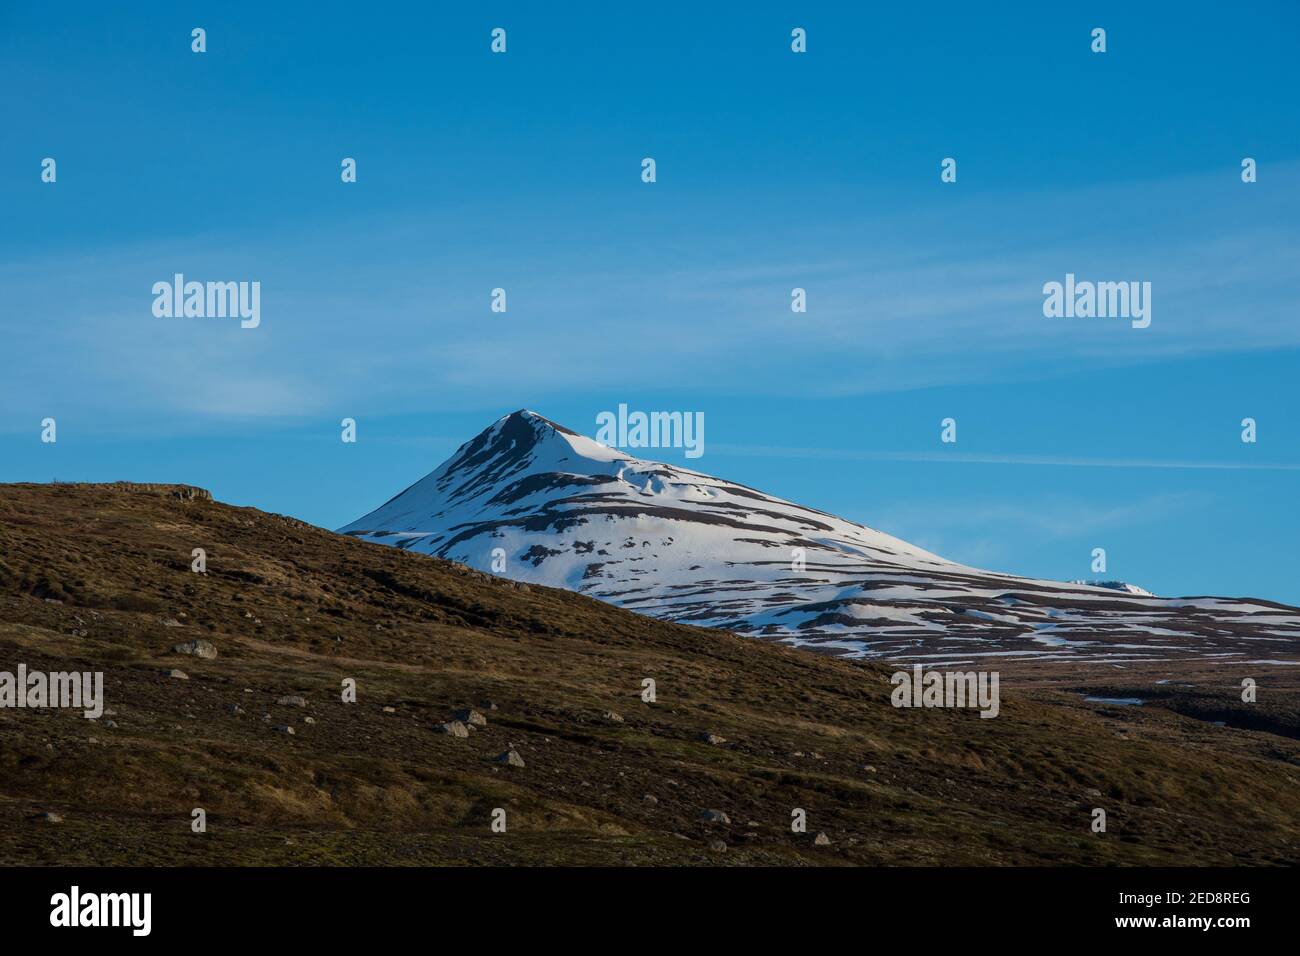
1 481 1298 865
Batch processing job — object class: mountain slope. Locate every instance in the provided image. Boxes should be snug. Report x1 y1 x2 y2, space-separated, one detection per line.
341 411 1300 665
2 482 1299 865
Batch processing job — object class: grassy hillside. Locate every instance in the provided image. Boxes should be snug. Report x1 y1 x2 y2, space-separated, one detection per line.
0 482 1296 865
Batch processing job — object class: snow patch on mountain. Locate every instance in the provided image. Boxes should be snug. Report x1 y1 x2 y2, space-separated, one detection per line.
340 410 1300 663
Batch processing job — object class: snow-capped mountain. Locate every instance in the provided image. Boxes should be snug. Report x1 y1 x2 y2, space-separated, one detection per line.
340 410 1300 664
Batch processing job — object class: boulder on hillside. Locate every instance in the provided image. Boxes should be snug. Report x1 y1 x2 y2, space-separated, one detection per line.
494 749 525 767
436 721 469 738
452 708 487 728
173 639 217 660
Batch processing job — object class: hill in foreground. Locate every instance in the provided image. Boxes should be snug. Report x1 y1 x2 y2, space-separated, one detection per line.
1 482 1297 865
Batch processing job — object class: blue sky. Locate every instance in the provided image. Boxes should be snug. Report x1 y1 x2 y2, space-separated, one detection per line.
2 2 1298 602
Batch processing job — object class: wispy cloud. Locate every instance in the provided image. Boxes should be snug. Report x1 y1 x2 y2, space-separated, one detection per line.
875 493 1203 541
709 444 1300 472
3 163 1298 427
868 493 1205 572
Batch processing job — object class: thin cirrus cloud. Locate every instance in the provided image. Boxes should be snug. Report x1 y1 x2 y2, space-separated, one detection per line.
866 493 1206 572
708 444 1300 473
2 161 1296 426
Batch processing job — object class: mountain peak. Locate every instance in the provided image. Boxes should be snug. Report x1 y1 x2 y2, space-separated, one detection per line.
340 411 630 531
472 409 619 464
500 408 574 434
340 412 1300 664
489 408 556 443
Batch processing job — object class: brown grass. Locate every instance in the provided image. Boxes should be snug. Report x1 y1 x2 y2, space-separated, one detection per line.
0 481 1296 866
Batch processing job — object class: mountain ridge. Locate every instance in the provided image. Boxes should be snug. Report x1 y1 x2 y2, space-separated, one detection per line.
340 411 1300 665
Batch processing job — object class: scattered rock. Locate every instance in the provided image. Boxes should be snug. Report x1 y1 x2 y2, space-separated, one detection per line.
1085 788 1103 798
165 669 189 680
699 809 731 824
104 720 117 729
167 485 210 501
643 794 658 805
813 831 831 846
453 708 487 728
862 765 877 774
708 839 727 852
225 704 244 715
31 812 63 823
303 716 316 725
277 695 308 708
382 706 397 714
436 721 469 738
603 711 624 723
172 639 217 659
699 732 726 746
495 749 526 767
273 724 295 735
161 618 183 627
